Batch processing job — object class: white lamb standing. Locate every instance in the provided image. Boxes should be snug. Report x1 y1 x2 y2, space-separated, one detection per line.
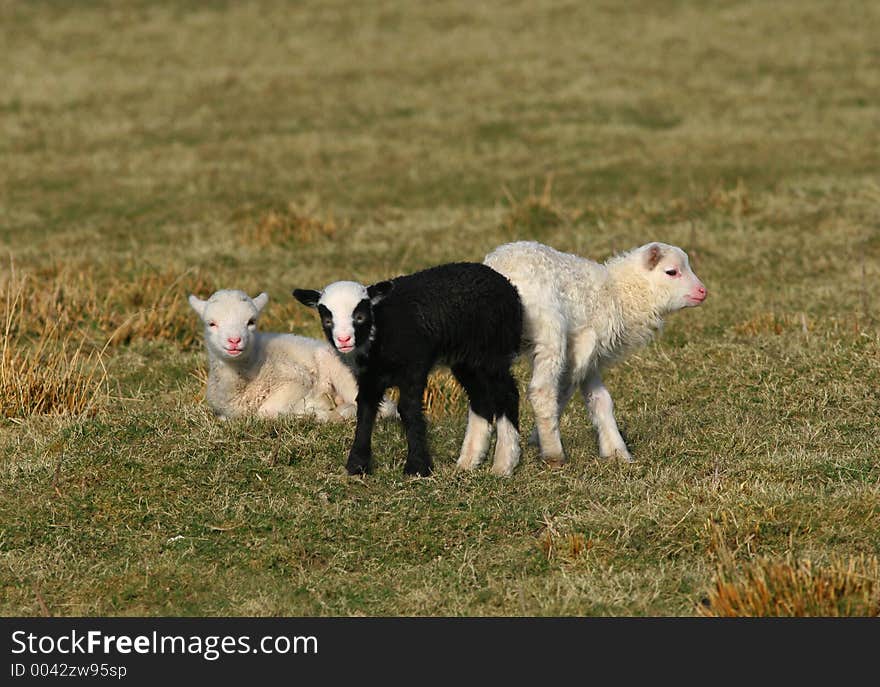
188 289 397 421
484 240 707 465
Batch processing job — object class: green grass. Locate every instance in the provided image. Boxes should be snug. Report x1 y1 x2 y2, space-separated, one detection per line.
1 0 879 616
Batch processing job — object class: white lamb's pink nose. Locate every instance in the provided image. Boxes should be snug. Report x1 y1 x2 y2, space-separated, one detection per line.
696 285 707 299
228 336 242 345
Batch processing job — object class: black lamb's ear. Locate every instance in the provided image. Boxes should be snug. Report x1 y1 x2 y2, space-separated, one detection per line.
292 289 321 308
367 280 393 304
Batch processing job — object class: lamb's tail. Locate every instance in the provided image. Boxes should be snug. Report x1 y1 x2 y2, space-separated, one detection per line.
378 396 400 420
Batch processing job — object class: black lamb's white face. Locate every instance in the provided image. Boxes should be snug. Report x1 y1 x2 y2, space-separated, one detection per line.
317 282 373 354
293 280 394 355
293 281 373 355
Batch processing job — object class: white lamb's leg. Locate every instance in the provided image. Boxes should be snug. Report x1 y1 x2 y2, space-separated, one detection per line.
318 347 397 420
457 409 492 470
581 370 633 462
491 415 521 477
258 383 309 419
317 348 357 401
528 337 568 466
528 377 576 446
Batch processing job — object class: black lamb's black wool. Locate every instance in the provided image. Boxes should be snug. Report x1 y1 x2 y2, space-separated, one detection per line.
295 262 523 476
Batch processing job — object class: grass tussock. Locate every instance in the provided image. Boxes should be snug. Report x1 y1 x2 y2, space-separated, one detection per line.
244 201 347 247
2 265 216 349
104 269 217 348
734 311 814 337
382 370 466 420
1 273 108 419
537 520 592 564
500 176 570 238
701 520 880 617
422 370 466 420
701 555 880 617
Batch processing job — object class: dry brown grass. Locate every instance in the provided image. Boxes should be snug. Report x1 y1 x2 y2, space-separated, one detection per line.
422 369 466 420
734 311 815 337
701 520 880 617
500 176 571 238
702 555 880 617
244 201 347 247
2 264 217 350
381 369 466 420
103 269 217 348
1 271 108 419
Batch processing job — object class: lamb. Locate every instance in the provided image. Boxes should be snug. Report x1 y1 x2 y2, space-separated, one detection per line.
484 240 707 465
293 262 524 477
188 289 397 421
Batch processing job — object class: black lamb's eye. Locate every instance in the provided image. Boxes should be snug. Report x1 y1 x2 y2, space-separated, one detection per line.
354 313 366 325
323 318 333 328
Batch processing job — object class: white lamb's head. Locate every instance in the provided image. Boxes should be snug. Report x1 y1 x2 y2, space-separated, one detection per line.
611 243 707 314
188 289 269 362
293 280 392 355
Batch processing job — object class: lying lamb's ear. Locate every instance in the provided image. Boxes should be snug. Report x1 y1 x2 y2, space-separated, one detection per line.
367 280 393 304
292 289 321 309
188 294 207 318
252 292 269 313
644 243 663 270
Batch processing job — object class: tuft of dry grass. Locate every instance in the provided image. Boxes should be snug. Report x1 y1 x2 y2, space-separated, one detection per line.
500 176 570 238
422 370 466 420
701 520 880 617
701 554 880 617
1 264 217 350
103 269 217 348
381 369 466 421
1 271 108 419
244 201 347 247
734 311 814 337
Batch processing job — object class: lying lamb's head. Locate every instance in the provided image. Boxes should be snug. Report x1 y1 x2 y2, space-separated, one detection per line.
614 243 707 313
293 280 392 355
188 289 269 362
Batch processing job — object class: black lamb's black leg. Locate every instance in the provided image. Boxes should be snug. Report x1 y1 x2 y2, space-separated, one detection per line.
487 366 522 477
451 363 496 470
398 374 431 477
347 381 383 475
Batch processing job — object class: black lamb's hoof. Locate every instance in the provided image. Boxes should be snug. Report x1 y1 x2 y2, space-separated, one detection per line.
403 461 432 477
346 452 371 476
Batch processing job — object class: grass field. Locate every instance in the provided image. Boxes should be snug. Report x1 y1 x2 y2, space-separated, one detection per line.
2 0 879 616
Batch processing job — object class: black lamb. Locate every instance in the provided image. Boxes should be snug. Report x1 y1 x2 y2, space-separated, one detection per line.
293 262 523 477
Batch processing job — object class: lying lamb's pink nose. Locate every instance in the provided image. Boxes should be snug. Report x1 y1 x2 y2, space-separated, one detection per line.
228 336 242 345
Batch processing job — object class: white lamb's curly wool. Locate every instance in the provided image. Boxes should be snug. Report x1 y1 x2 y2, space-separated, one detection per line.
485 240 707 464
188 289 397 421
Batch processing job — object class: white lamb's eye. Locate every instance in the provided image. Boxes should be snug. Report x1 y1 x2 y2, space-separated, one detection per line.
665 268 678 277
247 318 256 327
209 322 218 328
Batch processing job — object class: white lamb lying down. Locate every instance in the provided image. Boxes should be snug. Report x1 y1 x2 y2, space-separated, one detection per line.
188 289 397 421
485 241 707 465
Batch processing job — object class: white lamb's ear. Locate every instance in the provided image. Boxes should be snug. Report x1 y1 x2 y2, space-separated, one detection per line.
252 292 269 313
644 243 663 270
188 294 207 319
